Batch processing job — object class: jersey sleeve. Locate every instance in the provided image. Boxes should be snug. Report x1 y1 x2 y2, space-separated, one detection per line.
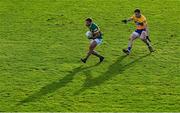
130 15 135 20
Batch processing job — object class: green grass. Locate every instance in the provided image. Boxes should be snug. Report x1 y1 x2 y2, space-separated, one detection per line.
0 0 180 112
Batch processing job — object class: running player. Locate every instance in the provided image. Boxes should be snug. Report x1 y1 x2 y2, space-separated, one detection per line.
81 18 104 63
122 9 154 55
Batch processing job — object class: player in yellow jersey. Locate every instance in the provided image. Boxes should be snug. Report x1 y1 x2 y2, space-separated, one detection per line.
122 9 154 55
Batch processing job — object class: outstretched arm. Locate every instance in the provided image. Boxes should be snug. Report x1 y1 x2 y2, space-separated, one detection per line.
122 18 133 24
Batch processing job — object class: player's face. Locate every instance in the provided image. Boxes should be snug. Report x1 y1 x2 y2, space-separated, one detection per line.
85 21 91 27
135 12 141 18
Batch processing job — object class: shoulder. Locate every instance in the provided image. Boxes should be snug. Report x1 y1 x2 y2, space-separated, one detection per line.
90 23 99 30
92 23 98 28
141 14 146 20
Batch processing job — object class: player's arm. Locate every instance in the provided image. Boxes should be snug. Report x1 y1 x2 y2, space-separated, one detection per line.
90 30 100 39
122 18 133 24
89 27 100 39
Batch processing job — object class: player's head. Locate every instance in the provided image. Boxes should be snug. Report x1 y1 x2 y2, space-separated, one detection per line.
134 9 141 18
85 18 92 27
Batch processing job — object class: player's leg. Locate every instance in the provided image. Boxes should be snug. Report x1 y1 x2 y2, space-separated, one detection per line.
140 31 154 52
92 50 104 62
123 32 139 55
90 38 104 62
81 40 97 63
91 39 104 62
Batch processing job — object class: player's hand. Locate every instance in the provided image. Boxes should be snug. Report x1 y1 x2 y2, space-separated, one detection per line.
122 19 127 24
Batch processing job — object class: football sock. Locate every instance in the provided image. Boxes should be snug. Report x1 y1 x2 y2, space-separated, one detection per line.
128 47 131 52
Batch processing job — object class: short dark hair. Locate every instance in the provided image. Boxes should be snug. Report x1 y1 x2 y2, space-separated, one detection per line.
86 18 92 22
134 9 141 13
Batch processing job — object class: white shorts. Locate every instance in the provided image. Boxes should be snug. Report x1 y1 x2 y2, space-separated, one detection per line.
132 31 140 37
132 29 146 38
90 38 103 45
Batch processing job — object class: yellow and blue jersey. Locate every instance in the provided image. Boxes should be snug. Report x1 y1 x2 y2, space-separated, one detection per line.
131 14 147 30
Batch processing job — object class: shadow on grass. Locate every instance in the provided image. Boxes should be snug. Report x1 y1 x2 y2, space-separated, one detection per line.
18 63 101 104
74 53 151 95
18 53 150 104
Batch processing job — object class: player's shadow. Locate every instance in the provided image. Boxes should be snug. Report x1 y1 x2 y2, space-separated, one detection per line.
74 53 150 95
18 63 100 104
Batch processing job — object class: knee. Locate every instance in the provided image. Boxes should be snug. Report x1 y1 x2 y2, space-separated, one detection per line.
140 34 146 41
88 47 94 52
89 46 92 50
140 36 145 40
129 36 135 41
140 31 146 40
129 36 132 41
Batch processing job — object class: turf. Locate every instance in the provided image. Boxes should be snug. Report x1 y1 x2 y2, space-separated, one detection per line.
0 0 180 112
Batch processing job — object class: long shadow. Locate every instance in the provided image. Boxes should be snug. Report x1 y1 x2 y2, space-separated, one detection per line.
74 53 151 95
18 63 100 104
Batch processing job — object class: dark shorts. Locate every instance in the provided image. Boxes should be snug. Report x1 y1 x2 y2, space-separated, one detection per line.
135 29 146 35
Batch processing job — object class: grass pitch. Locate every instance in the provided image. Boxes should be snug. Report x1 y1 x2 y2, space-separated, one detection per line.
0 0 180 111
